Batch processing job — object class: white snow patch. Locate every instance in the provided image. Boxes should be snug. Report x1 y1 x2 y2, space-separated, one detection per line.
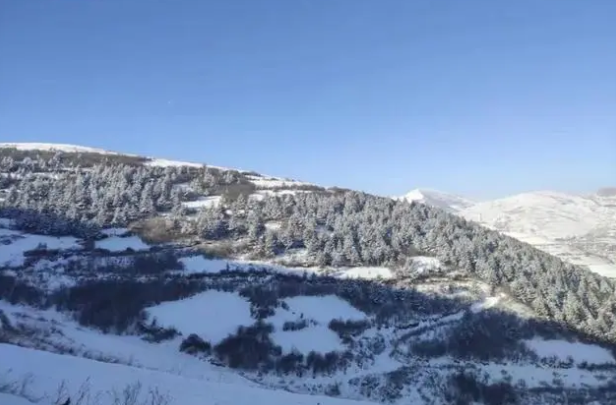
586 264 616 278
182 196 221 209
470 295 502 313
0 344 378 405
267 295 367 354
525 339 615 364
145 158 204 168
398 189 475 212
179 256 231 274
0 231 81 267
145 291 254 344
333 266 394 280
95 235 150 252
247 175 313 189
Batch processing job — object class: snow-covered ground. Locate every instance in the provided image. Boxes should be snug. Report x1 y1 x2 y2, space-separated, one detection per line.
398 189 475 212
0 228 81 267
182 196 222 209
398 188 616 277
268 296 367 353
95 235 150 252
0 142 121 155
0 344 379 405
146 291 254 344
524 338 615 365
331 266 394 280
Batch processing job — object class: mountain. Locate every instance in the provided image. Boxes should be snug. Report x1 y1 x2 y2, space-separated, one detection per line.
459 190 616 278
2 143 616 405
397 189 475 212
398 185 616 279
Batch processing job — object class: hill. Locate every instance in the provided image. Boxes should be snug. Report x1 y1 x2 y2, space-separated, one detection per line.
397 189 475 213
2 143 616 405
399 187 616 278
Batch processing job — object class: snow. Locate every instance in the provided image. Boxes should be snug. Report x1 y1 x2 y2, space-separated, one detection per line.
586 264 616 278
145 158 204 168
101 227 129 237
267 296 367 353
524 339 615 364
461 190 605 239
247 175 314 190
332 266 394 280
0 142 124 155
0 344 379 405
0 393 34 405
179 256 231 274
411 256 441 272
460 190 616 276
182 196 221 209
470 295 502 313
95 236 150 252
398 189 475 212
0 300 250 386
0 230 81 267
145 291 254 344
274 295 366 326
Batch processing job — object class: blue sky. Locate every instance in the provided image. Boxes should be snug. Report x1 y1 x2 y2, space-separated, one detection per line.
1 0 614 199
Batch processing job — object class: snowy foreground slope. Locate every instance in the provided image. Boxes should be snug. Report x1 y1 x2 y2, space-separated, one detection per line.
2 227 616 405
0 344 379 405
2 143 616 404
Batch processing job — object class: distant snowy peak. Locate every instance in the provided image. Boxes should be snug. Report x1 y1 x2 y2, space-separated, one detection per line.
460 190 606 239
0 142 123 155
398 189 475 212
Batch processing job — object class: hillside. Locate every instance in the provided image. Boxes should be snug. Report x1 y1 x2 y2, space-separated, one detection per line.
2 143 616 405
399 187 616 278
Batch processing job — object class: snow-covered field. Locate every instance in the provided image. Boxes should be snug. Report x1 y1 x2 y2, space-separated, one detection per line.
146 291 255 344
0 344 378 405
524 338 615 365
269 295 367 353
95 235 150 252
0 228 81 267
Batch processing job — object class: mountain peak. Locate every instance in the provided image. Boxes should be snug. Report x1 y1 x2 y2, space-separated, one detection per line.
398 188 475 212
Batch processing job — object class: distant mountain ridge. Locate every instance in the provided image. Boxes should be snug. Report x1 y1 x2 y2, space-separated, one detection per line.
400 187 616 278
397 189 475 213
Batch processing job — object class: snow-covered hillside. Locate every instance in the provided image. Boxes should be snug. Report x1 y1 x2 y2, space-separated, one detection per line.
397 189 475 212
459 190 616 278
0 142 124 155
400 186 616 278
3 143 616 404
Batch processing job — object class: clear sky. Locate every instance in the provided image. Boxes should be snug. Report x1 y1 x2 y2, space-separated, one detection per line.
1 0 614 200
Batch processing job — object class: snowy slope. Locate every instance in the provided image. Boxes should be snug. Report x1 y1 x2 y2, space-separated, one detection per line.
397 189 475 212
460 190 605 239
0 142 123 155
0 142 314 192
0 344 380 405
460 190 616 277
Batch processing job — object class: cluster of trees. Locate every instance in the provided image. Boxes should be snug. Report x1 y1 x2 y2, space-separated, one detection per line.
184 192 616 345
3 151 616 380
